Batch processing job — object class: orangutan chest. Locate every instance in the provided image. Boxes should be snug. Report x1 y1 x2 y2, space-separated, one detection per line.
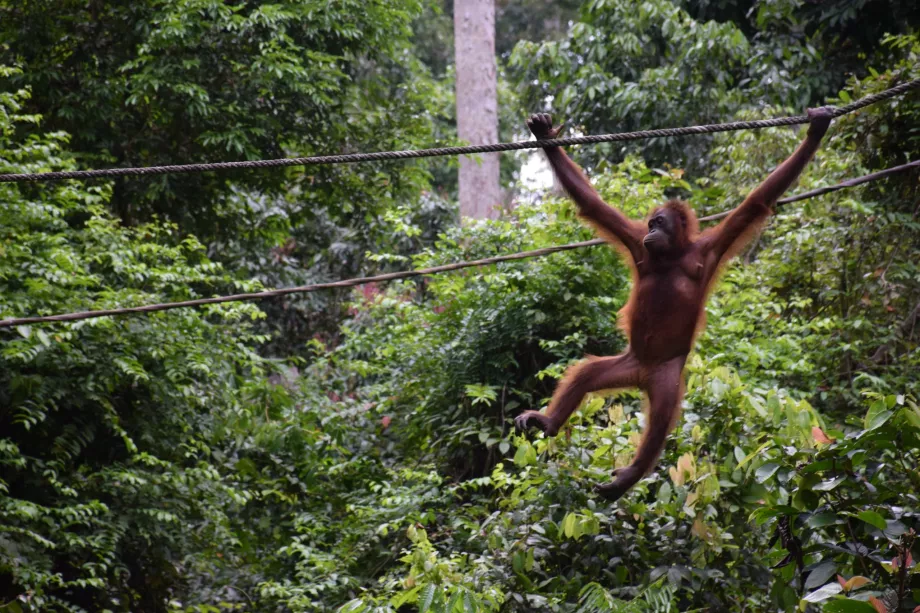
639 270 701 311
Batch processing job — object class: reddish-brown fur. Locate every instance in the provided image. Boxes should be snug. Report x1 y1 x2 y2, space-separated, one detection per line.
615 199 701 336
516 110 833 501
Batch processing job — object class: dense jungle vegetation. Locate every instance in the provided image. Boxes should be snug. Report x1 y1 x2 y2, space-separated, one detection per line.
1 1 919 611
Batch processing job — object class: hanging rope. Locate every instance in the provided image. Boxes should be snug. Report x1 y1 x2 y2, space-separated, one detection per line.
699 158 920 222
0 79 917 184
2 159 917 329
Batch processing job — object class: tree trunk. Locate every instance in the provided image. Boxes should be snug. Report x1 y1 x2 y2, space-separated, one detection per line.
454 0 500 220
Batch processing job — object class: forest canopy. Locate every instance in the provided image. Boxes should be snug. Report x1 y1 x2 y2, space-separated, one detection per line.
1 1 919 612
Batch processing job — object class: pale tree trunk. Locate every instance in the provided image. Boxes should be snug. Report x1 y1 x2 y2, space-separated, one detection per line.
454 0 501 220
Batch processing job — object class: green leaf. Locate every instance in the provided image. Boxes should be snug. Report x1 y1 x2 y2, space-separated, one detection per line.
513 442 536 467
562 513 576 538
807 512 839 528
802 582 843 602
864 401 894 431
418 585 436 613
883 519 908 539
737 441 773 469
822 599 880 613
390 585 421 608
856 510 887 531
812 476 846 491
446 590 462 613
748 505 798 525
338 599 367 613
755 462 780 483
465 383 498 406
513 551 525 572
902 406 920 429
0 601 22 613
804 559 837 589
571 518 584 540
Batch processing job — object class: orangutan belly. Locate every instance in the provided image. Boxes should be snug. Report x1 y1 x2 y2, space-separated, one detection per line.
629 270 703 362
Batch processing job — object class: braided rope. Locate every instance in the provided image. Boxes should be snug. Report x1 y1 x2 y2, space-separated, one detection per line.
698 158 920 222
2 159 917 329
1 78 917 184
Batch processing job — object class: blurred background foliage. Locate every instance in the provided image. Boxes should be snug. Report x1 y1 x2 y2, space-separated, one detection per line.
0 1 919 611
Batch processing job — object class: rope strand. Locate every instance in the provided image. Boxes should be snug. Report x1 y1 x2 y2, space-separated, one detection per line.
2 159 917 329
1 78 917 184
699 158 920 222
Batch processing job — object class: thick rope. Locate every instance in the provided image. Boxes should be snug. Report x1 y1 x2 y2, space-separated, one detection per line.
2 160 917 329
699 158 920 222
1 79 917 184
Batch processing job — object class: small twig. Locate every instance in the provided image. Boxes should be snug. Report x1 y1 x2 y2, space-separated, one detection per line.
871 299 920 363
744 232 764 264
772 516 806 596
895 531 915 610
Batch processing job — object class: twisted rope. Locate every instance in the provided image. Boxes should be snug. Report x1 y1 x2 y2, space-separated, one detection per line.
699 158 920 222
2 159 917 329
1 79 917 184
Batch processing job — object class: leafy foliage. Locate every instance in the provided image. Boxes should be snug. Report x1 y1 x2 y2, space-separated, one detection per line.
265 100 919 611
507 0 919 175
0 0 457 353
1 4 920 613
0 66 283 612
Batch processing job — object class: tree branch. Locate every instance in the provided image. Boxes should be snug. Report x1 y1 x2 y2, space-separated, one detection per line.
871 300 920 363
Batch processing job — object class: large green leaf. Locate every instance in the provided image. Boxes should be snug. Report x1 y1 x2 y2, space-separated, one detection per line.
803 582 843 603
856 510 887 531
822 599 881 613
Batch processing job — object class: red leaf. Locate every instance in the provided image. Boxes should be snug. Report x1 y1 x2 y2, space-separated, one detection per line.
813 426 835 444
893 550 914 570
837 574 847 588
843 576 871 592
361 283 380 301
381 415 391 429
869 596 887 613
